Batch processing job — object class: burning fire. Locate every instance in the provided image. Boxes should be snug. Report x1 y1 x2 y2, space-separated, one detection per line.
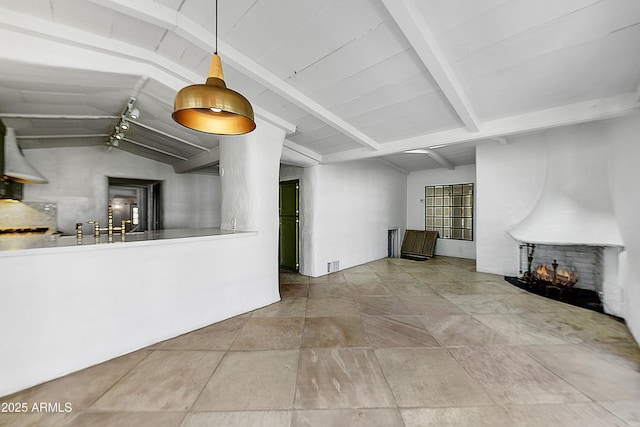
534 263 576 286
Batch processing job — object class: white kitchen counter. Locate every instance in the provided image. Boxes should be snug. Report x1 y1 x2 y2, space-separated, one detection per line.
0 227 279 397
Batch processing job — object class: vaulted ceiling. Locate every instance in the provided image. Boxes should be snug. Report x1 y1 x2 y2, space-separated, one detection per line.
1 0 639 174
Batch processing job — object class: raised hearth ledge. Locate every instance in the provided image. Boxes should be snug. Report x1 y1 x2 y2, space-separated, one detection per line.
0 228 278 397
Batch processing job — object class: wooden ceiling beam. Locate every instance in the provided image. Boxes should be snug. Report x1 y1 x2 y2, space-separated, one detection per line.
323 92 640 163
92 0 378 153
380 0 481 133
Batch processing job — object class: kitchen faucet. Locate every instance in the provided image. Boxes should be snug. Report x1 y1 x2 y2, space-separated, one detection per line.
79 205 131 240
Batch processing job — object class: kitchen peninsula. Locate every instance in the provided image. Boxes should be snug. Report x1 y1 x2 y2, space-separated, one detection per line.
0 227 279 397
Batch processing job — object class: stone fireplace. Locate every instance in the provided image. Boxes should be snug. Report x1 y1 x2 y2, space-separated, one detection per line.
520 244 603 292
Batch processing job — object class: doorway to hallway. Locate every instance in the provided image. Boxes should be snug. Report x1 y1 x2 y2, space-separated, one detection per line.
279 180 299 272
108 178 162 232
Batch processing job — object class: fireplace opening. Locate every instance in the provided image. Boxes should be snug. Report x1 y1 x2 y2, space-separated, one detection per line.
505 243 603 313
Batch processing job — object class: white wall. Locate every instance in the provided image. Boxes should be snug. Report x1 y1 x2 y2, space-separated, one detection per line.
407 164 477 259
476 134 553 276
607 111 640 342
475 112 640 344
219 118 286 305
283 160 406 277
22 146 221 235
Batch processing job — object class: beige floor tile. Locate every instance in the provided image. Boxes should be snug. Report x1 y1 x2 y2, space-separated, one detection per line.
279 283 309 298
401 406 513 427
343 265 375 274
279 273 310 285
526 344 640 401
0 412 76 427
230 317 304 350
354 296 412 316
308 273 346 285
422 314 511 347
302 317 369 348
520 311 636 345
308 282 351 297
505 403 628 427
92 350 223 411
445 270 503 282
409 271 454 283
292 409 404 427
449 346 590 404
346 282 392 295
159 316 248 350
305 296 358 317
598 400 640 426
399 295 468 316
343 272 380 284
363 316 440 348
374 271 418 281
2 349 151 411
385 279 437 296
252 297 307 317
444 293 562 315
582 341 640 370
68 411 185 427
474 314 570 345
375 348 494 407
429 280 522 295
295 348 395 409
182 410 292 427
193 350 298 411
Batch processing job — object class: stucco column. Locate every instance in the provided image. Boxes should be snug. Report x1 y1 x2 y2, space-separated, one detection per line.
219 118 285 287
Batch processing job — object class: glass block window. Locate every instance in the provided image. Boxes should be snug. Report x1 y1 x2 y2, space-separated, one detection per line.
425 183 473 241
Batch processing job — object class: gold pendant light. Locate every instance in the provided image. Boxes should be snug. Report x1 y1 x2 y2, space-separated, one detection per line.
172 0 255 135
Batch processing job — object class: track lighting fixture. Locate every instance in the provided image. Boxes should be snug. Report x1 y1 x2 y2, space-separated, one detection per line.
107 97 140 149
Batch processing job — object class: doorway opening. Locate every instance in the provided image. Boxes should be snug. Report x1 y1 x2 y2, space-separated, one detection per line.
279 180 299 272
108 178 162 232
388 228 399 258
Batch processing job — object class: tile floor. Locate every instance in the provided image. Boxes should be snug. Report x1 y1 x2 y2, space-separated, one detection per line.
2 256 640 426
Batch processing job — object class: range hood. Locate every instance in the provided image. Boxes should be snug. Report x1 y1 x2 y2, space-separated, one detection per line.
3 127 48 184
508 137 623 247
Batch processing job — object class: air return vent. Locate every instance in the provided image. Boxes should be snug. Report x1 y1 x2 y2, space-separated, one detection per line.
327 261 339 273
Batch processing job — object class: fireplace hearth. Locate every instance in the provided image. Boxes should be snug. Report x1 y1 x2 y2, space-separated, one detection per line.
505 243 603 312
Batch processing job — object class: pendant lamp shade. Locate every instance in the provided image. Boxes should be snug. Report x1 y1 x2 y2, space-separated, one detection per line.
172 54 256 135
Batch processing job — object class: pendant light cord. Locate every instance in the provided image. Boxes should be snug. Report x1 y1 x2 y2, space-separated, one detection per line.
214 0 218 54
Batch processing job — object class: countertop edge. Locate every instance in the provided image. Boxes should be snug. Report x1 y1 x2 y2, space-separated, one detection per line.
0 228 258 257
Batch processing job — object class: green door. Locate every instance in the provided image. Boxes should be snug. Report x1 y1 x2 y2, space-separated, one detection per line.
279 180 299 272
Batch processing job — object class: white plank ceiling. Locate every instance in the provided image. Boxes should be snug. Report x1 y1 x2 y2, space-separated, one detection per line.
0 0 638 173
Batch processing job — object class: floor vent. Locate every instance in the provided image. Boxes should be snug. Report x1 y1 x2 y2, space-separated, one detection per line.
327 261 340 273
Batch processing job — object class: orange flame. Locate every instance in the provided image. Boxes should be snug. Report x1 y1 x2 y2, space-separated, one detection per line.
534 264 576 286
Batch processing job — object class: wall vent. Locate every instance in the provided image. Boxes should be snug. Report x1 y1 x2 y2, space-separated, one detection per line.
327 261 340 273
